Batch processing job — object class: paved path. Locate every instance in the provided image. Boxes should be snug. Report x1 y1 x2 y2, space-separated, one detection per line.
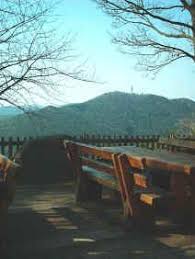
7 182 195 258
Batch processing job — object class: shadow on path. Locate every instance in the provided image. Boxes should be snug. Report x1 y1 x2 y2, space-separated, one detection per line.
7 183 195 259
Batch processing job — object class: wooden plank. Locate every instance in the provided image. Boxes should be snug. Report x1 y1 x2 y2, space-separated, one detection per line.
145 158 192 175
87 174 118 189
133 173 149 188
82 165 118 194
117 154 136 217
134 186 169 207
81 157 115 175
78 144 114 160
112 153 128 215
127 156 145 170
102 146 195 173
139 193 164 207
82 166 116 182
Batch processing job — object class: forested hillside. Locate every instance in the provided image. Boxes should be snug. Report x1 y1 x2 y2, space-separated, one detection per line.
0 92 195 137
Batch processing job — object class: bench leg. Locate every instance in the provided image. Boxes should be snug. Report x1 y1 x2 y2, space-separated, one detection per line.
191 174 195 211
135 203 155 231
76 175 102 203
189 174 195 230
122 200 155 232
170 173 189 223
0 200 8 258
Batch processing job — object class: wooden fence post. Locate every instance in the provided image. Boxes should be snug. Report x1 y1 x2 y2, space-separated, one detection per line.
8 137 13 158
16 137 21 152
1 137 5 155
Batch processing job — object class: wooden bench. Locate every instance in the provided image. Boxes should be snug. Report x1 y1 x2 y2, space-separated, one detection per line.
0 155 21 256
116 153 170 227
65 141 169 229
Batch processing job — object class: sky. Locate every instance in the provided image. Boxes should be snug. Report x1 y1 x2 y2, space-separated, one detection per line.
35 0 195 106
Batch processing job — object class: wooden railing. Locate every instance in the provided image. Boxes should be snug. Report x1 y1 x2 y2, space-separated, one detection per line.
0 134 160 158
0 137 34 158
67 134 160 148
168 134 195 141
157 137 195 154
1 133 195 158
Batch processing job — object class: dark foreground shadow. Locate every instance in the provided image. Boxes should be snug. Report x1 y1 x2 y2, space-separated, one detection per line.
7 203 194 259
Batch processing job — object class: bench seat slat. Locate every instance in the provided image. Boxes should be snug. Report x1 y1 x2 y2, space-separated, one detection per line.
134 186 171 206
133 173 149 188
82 158 115 175
86 174 118 190
82 166 118 189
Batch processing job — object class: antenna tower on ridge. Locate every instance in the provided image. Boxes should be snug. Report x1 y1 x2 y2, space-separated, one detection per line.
131 85 134 94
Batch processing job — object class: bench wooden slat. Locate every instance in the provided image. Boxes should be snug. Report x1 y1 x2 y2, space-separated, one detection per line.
82 166 116 182
82 166 118 190
134 186 169 206
145 158 192 175
133 173 149 188
139 193 162 206
127 156 145 170
82 158 115 175
78 144 114 160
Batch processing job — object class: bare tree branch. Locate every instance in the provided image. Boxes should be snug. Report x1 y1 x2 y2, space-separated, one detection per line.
94 0 195 72
0 0 90 109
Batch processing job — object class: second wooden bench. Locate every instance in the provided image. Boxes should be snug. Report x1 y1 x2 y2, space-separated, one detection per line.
66 141 169 229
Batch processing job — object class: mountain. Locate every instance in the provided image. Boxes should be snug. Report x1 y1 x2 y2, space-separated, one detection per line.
0 105 42 119
0 92 195 137
0 106 23 118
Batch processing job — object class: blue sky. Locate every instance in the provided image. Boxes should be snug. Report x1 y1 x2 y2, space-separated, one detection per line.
38 0 195 105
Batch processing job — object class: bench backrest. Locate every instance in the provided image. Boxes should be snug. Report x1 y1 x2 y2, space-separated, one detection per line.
65 141 120 189
117 154 149 187
116 154 150 216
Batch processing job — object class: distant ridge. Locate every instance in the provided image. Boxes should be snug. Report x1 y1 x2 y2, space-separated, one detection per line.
0 91 194 137
0 106 23 118
0 105 42 118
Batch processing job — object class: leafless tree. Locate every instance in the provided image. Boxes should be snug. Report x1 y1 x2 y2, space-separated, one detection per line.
94 0 195 73
0 0 88 109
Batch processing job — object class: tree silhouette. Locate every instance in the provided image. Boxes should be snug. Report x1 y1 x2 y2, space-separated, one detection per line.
94 0 195 73
0 0 87 108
